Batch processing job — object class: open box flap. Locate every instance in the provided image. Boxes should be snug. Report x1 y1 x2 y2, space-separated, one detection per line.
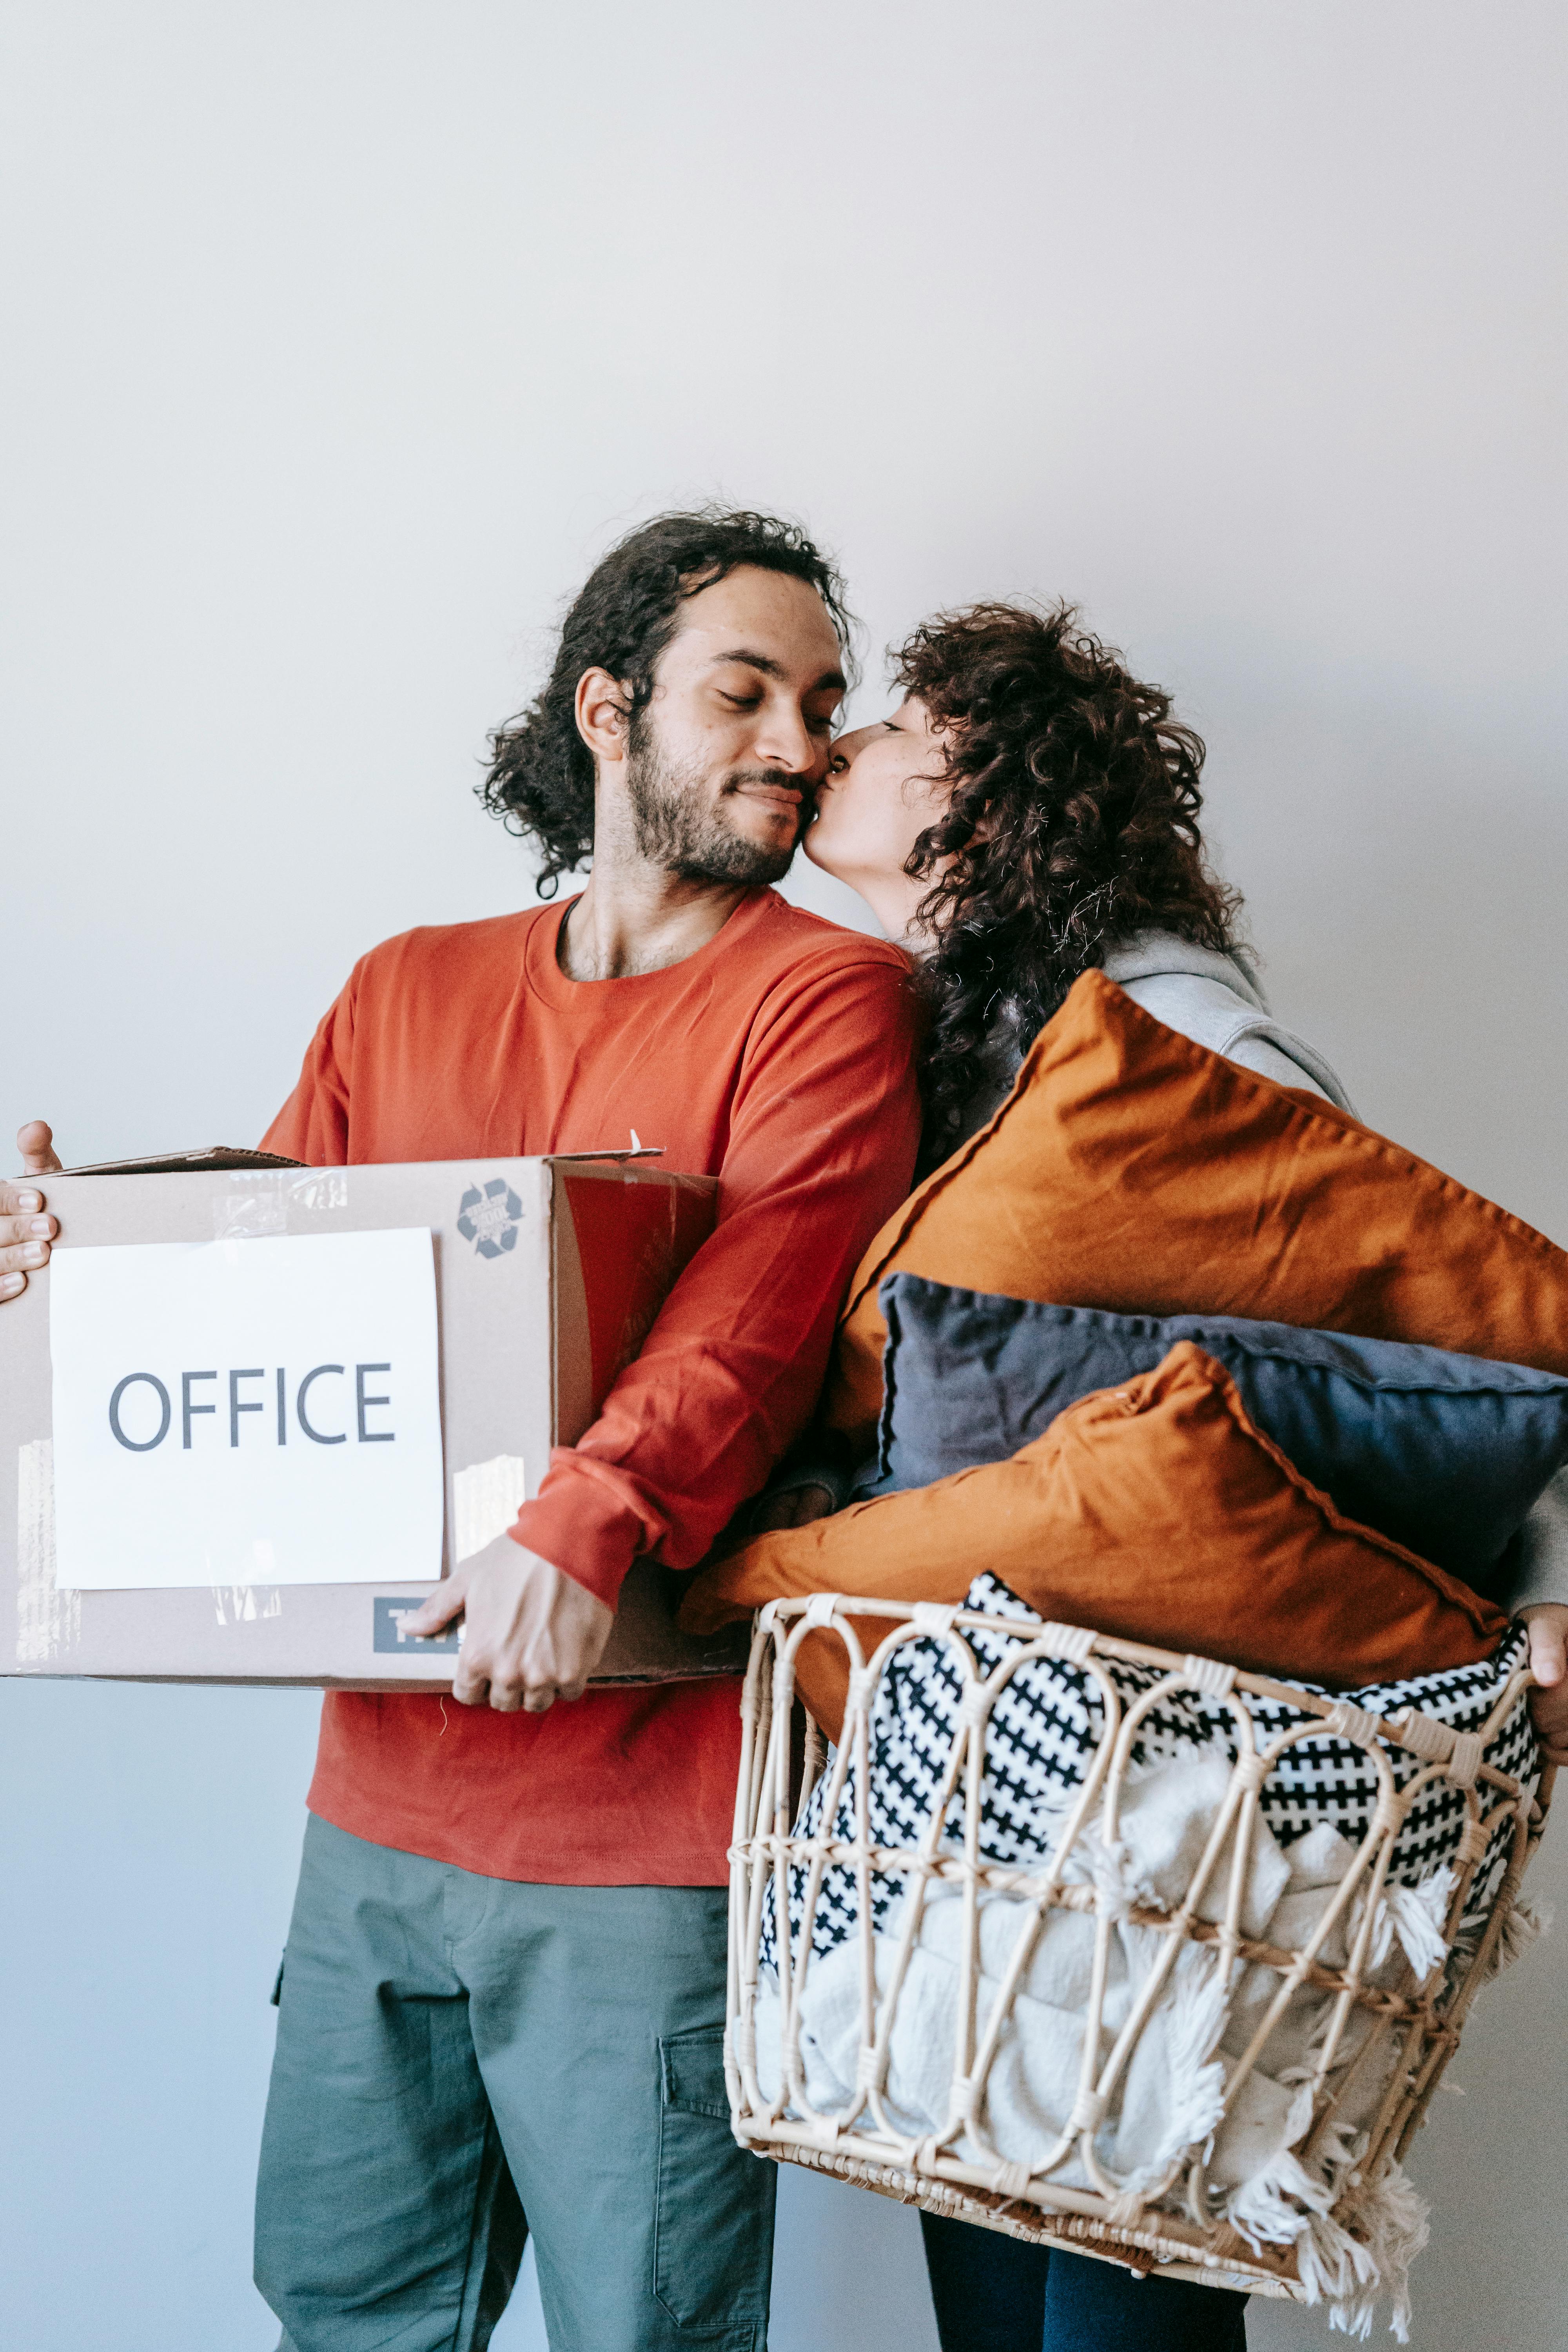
60 1145 666 1178
60 1147 306 1176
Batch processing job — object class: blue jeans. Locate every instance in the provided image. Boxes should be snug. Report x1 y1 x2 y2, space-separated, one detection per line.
256 1815 775 2352
921 2210 1249 2350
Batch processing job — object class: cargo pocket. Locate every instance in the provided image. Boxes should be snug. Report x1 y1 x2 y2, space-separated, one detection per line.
654 2025 775 2336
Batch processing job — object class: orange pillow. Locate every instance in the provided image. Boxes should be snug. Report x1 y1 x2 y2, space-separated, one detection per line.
681 1344 1508 1740
823 969 1568 1450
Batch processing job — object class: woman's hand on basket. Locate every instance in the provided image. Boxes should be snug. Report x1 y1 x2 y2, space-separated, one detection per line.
1521 1604 1568 1766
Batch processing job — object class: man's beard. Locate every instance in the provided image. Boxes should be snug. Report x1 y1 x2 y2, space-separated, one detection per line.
625 721 804 887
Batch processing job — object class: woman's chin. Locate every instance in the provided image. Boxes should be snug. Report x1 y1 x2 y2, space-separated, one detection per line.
801 820 849 882
800 826 831 875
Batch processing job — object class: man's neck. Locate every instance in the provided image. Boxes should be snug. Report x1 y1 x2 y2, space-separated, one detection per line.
555 858 756 981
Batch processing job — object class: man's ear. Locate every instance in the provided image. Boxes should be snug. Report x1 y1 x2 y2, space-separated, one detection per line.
576 668 630 770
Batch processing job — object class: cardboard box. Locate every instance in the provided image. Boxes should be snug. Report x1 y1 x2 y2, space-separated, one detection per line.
2 1148 751 1688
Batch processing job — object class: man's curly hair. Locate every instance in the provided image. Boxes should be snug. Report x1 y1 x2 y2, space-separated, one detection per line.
480 508 854 894
897 601 1242 1162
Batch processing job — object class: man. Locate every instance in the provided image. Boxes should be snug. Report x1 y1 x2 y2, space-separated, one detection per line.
6 508 924 2352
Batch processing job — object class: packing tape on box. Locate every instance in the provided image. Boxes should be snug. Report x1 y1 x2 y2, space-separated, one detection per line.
13 1441 287 1647
211 1171 350 1239
212 1584 283 1627
287 1173 349 1212
16 1438 79 1663
452 1454 529 1561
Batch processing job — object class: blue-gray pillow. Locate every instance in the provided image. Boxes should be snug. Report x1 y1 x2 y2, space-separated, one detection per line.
877 1273 1568 1594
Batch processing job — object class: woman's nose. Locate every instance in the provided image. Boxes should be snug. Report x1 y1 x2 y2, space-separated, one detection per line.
829 723 877 767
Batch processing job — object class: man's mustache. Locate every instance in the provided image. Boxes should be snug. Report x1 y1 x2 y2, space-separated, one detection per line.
722 769 817 822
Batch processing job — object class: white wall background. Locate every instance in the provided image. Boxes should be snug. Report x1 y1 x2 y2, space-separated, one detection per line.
2 3 1564 2346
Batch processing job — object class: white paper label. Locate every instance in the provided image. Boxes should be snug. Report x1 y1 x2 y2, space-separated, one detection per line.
50 1229 444 1590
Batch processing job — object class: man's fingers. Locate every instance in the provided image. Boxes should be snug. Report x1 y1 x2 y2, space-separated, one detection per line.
0 1207 58 1285
1 1212 56 1247
405 1572 469 1635
2 1150 60 1308
0 1236 52 1277
17 1121 62 1176
437 1541 611 1716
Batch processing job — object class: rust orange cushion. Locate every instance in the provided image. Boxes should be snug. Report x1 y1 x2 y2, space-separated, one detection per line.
681 1344 1509 1741
823 969 1568 1450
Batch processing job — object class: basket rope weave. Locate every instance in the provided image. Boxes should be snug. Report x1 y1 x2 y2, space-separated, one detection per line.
725 1593 1552 2339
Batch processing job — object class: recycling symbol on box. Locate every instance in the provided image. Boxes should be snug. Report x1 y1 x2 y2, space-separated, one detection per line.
456 1178 523 1259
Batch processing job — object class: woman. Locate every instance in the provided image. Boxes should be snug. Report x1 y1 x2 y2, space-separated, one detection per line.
760 598 1568 2352
807 597 1348 1165
773 599 1350 2352
761 596 1351 1534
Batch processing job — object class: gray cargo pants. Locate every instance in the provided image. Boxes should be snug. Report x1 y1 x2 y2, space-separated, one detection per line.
256 1815 774 2352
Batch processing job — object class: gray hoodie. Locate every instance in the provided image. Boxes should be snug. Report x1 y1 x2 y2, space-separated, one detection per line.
953 929 1353 1144
1101 932 1354 1109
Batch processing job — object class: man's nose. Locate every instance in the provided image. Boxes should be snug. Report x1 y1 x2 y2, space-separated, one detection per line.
755 702 827 776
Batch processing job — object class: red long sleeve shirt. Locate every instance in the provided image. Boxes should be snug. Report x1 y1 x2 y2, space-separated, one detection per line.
262 890 921 1884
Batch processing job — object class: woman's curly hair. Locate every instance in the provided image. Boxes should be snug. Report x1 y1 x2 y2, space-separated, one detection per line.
480 507 855 894
898 601 1242 1162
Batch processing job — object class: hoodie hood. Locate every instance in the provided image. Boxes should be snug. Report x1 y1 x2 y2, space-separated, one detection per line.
1101 929 1271 1012
1099 929 1353 1111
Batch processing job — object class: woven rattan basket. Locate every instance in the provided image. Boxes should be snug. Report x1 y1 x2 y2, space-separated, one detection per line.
725 1593 1553 2331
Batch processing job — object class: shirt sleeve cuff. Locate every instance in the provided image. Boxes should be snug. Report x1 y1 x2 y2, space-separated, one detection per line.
1506 1466 1568 1614
507 1464 645 1610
